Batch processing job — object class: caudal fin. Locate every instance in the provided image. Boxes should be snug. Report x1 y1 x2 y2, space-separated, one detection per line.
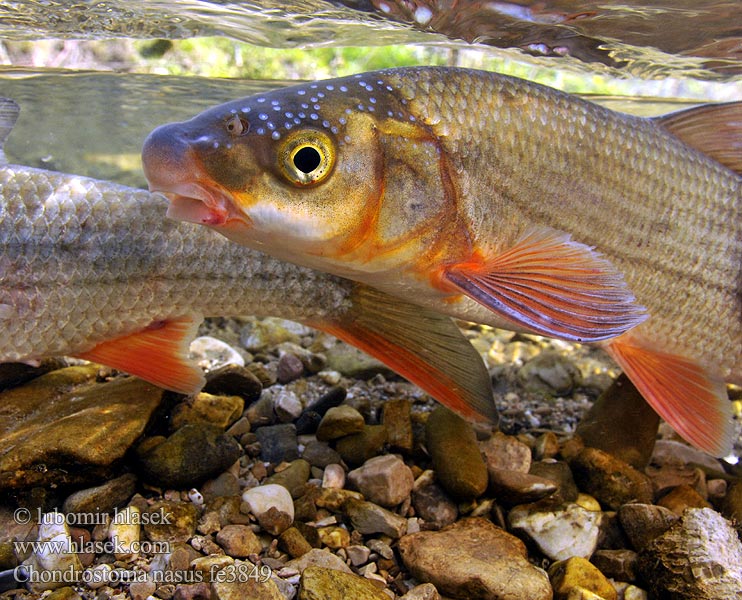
606 337 734 457
305 284 498 424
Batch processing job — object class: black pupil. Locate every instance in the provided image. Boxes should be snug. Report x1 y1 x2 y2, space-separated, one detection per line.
293 146 322 174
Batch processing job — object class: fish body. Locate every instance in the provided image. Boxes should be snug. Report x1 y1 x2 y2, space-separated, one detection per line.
0 98 496 422
142 67 742 456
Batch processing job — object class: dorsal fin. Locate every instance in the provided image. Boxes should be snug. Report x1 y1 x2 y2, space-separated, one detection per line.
0 98 20 166
654 102 742 175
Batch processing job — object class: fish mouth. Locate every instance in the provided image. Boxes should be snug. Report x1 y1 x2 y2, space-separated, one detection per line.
154 182 247 228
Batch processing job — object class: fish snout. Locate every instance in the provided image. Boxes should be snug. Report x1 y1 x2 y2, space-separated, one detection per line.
141 123 199 192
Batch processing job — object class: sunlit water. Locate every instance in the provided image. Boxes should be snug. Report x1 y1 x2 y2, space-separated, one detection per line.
0 0 741 79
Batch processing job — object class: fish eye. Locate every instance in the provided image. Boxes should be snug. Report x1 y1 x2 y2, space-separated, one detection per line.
225 114 248 136
278 130 335 186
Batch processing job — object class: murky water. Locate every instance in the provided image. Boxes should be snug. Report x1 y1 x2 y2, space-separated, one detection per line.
1 1 741 79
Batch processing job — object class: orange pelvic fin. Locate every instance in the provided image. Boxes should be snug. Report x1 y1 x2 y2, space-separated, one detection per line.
76 314 205 395
655 101 742 175
443 228 648 342
606 337 734 457
305 284 498 424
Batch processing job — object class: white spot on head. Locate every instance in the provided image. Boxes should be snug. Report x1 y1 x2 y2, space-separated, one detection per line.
259 113 269 121
386 85 393 91
339 85 348 92
409 115 416 121
310 113 318 120
344 135 351 143
338 117 347 125
414 6 433 24
226 143 232 149
310 96 318 103
294 117 302 124
230 108 237 114
241 107 251 113
313 104 321 110
257 97 266 103
310 84 318 89
387 111 393 117
322 120 330 128
272 131 281 140
379 2 390 13
273 105 282 111
271 99 280 105
285 112 294 118
298 112 306 119
213 141 220 148
256 127 265 135
317 92 325 98
353 74 362 79
267 122 275 130
345 108 352 114
326 85 334 91
330 126 338 134
357 104 365 111
297 89 306 96
285 122 293 130
369 97 376 103
301 103 309 109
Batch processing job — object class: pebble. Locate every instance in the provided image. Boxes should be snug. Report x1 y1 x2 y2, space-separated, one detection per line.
298 565 390 599
399 583 441 600
255 423 300 463
202 472 241 498
295 386 347 435
335 424 388 466
618 503 679 552
347 454 414 507
172 582 212 600
533 431 560 460
215 524 262 557
241 317 309 351
246 393 277 427
316 405 365 441
143 500 198 543
286 548 354 574
425 407 488 499
346 544 371 566
590 548 638 582
278 526 313 558
656 483 711 515
548 556 617 600
189 335 245 369
211 562 285 600
480 431 532 472
62 472 137 515
322 464 346 489
575 373 659 469
316 525 350 549
302 440 342 467
265 459 311 498
399 517 552 600
342 497 408 538
242 483 295 535
382 398 413 452
637 508 742 599
204 364 263 402
488 469 558 505
324 342 393 378
508 500 603 561
129 580 157 600
277 352 306 383
137 423 242 488
529 460 580 503
517 350 582 395
170 392 244 430
109 505 140 560
22 512 83 591
274 389 304 422
569 447 653 510
411 481 458 529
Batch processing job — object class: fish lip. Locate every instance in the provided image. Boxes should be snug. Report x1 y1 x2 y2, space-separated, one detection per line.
153 182 247 227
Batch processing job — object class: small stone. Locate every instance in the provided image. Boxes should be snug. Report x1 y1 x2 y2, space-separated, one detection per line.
129 580 157 600
570 447 653 510
277 353 305 383
243 484 295 535
171 392 244 430
22 512 83 591
295 386 347 435
425 407 488 499
202 472 241 498
191 554 234 574
322 464 345 489
215 524 262 557
720 480 742 526
316 406 365 441
255 423 299 463
316 487 363 511
46 587 82 600
109 505 140 560
533 432 560 460
324 343 393 379
590 549 638 582
517 351 582 395
225 416 251 438
189 335 244 370
286 548 353 574
279 526 313 558
346 544 371 566
211 561 285 599
412 482 458 529
137 424 242 488
342 498 408 538
143 501 198 543
529 460 580 503
489 469 558 505
274 389 304 422
549 556 617 600
575 374 658 470
241 317 308 351
298 565 390 599
173 582 212 600
335 425 388 467
508 501 602 561
382 398 413 452
204 364 263 401
618 503 679 552
302 441 342 468
399 517 551 600
317 526 350 549
650 439 722 472
399 583 441 600
657 484 712 515
265 459 311 499
637 508 742 599
246 393 276 427
347 455 414 507
480 432 532 473
83 563 112 589
62 473 137 515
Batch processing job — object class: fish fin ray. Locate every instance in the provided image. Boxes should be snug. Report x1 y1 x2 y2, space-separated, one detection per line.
305 284 498 424
75 314 205 394
655 101 742 176
443 228 648 342
606 337 734 457
0 97 20 165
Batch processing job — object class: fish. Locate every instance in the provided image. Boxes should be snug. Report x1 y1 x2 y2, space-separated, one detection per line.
0 97 497 423
142 66 742 456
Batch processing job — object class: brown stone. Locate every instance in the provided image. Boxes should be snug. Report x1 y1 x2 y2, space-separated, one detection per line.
656 484 712 515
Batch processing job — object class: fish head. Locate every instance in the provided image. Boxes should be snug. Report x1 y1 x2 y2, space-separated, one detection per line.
142 72 452 270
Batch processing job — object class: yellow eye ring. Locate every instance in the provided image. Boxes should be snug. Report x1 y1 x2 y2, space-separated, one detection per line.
278 130 335 186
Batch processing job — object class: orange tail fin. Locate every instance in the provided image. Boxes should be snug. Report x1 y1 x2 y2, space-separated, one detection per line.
606 337 734 457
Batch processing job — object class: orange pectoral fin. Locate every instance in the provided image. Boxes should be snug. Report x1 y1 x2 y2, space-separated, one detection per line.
76 314 205 395
305 284 498 424
606 337 734 457
443 228 648 342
